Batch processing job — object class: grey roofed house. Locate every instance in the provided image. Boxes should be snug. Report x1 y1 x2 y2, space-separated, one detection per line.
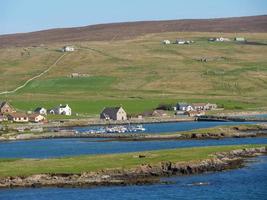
34 107 47 115
100 107 127 121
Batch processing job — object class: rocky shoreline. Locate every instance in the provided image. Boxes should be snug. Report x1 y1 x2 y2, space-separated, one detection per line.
0 147 266 189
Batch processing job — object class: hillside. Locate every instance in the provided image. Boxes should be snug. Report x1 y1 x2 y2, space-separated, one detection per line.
0 30 267 115
0 15 267 47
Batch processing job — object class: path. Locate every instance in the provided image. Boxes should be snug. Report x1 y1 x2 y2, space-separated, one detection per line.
0 53 67 95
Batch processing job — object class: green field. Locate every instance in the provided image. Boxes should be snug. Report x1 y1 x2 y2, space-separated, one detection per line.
0 32 267 115
0 145 264 177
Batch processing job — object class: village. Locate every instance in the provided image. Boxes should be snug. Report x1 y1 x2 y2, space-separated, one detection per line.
0 100 219 125
162 37 246 45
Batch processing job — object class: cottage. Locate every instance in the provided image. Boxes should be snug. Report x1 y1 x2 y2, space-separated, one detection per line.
192 103 218 111
216 37 230 42
34 107 47 115
192 103 207 111
29 114 46 123
185 110 205 117
62 46 75 52
162 40 171 45
206 103 218 110
0 101 16 114
152 110 168 117
51 104 72 116
175 39 186 45
7 113 29 123
176 103 194 111
100 107 127 121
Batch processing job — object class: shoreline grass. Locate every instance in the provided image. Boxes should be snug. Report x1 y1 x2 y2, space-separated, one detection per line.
0 144 265 177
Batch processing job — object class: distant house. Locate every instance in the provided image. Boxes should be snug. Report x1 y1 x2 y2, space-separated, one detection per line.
152 110 168 117
7 113 29 123
176 103 194 111
205 103 218 110
192 103 218 111
185 110 205 117
192 103 207 111
162 40 171 45
50 104 72 116
100 107 127 121
62 46 75 52
0 101 16 114
175 39 186 45
34 107 47 115
29 114 46 123
209 37 230 42
48 109 55 115
235 37 246 42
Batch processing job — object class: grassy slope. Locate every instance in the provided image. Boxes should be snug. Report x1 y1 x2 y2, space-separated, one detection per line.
0 144 265 177
0 32 267 115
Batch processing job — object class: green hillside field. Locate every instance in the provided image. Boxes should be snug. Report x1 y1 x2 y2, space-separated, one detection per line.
0 32 267 116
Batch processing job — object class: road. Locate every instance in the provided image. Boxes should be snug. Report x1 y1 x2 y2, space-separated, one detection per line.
0 53 67 95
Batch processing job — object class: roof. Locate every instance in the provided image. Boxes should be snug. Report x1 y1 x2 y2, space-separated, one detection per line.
101 107 122 116
8 113 28 118
28 114 44 120
34 107 46 112
0 101 8 108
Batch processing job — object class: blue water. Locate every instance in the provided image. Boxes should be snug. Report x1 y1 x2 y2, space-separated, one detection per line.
1 137 267 159
74 121 255 134
1 155 266 200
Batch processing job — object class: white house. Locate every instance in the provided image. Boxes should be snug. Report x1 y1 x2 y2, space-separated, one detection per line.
175 39 186 45
52 104 72 116
176 103 194 111
62 46 75 52
162 40 171 45
34 107 47 115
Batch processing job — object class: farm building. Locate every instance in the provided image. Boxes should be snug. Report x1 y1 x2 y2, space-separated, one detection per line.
29 114 46 123
185 110 205 117
162 40 171 45
100 107 127 121
152 110 168 117
0 101 16 114
62 46 75 52
34 107 47 115
7 113 29 123
192 103 208 111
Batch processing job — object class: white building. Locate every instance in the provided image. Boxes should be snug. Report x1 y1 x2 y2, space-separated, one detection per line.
162 40 171 45
34 107 47 115
62 46 75 52
49 104 72 116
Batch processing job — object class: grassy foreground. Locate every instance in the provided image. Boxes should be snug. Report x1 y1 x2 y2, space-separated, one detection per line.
0 144 265 177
